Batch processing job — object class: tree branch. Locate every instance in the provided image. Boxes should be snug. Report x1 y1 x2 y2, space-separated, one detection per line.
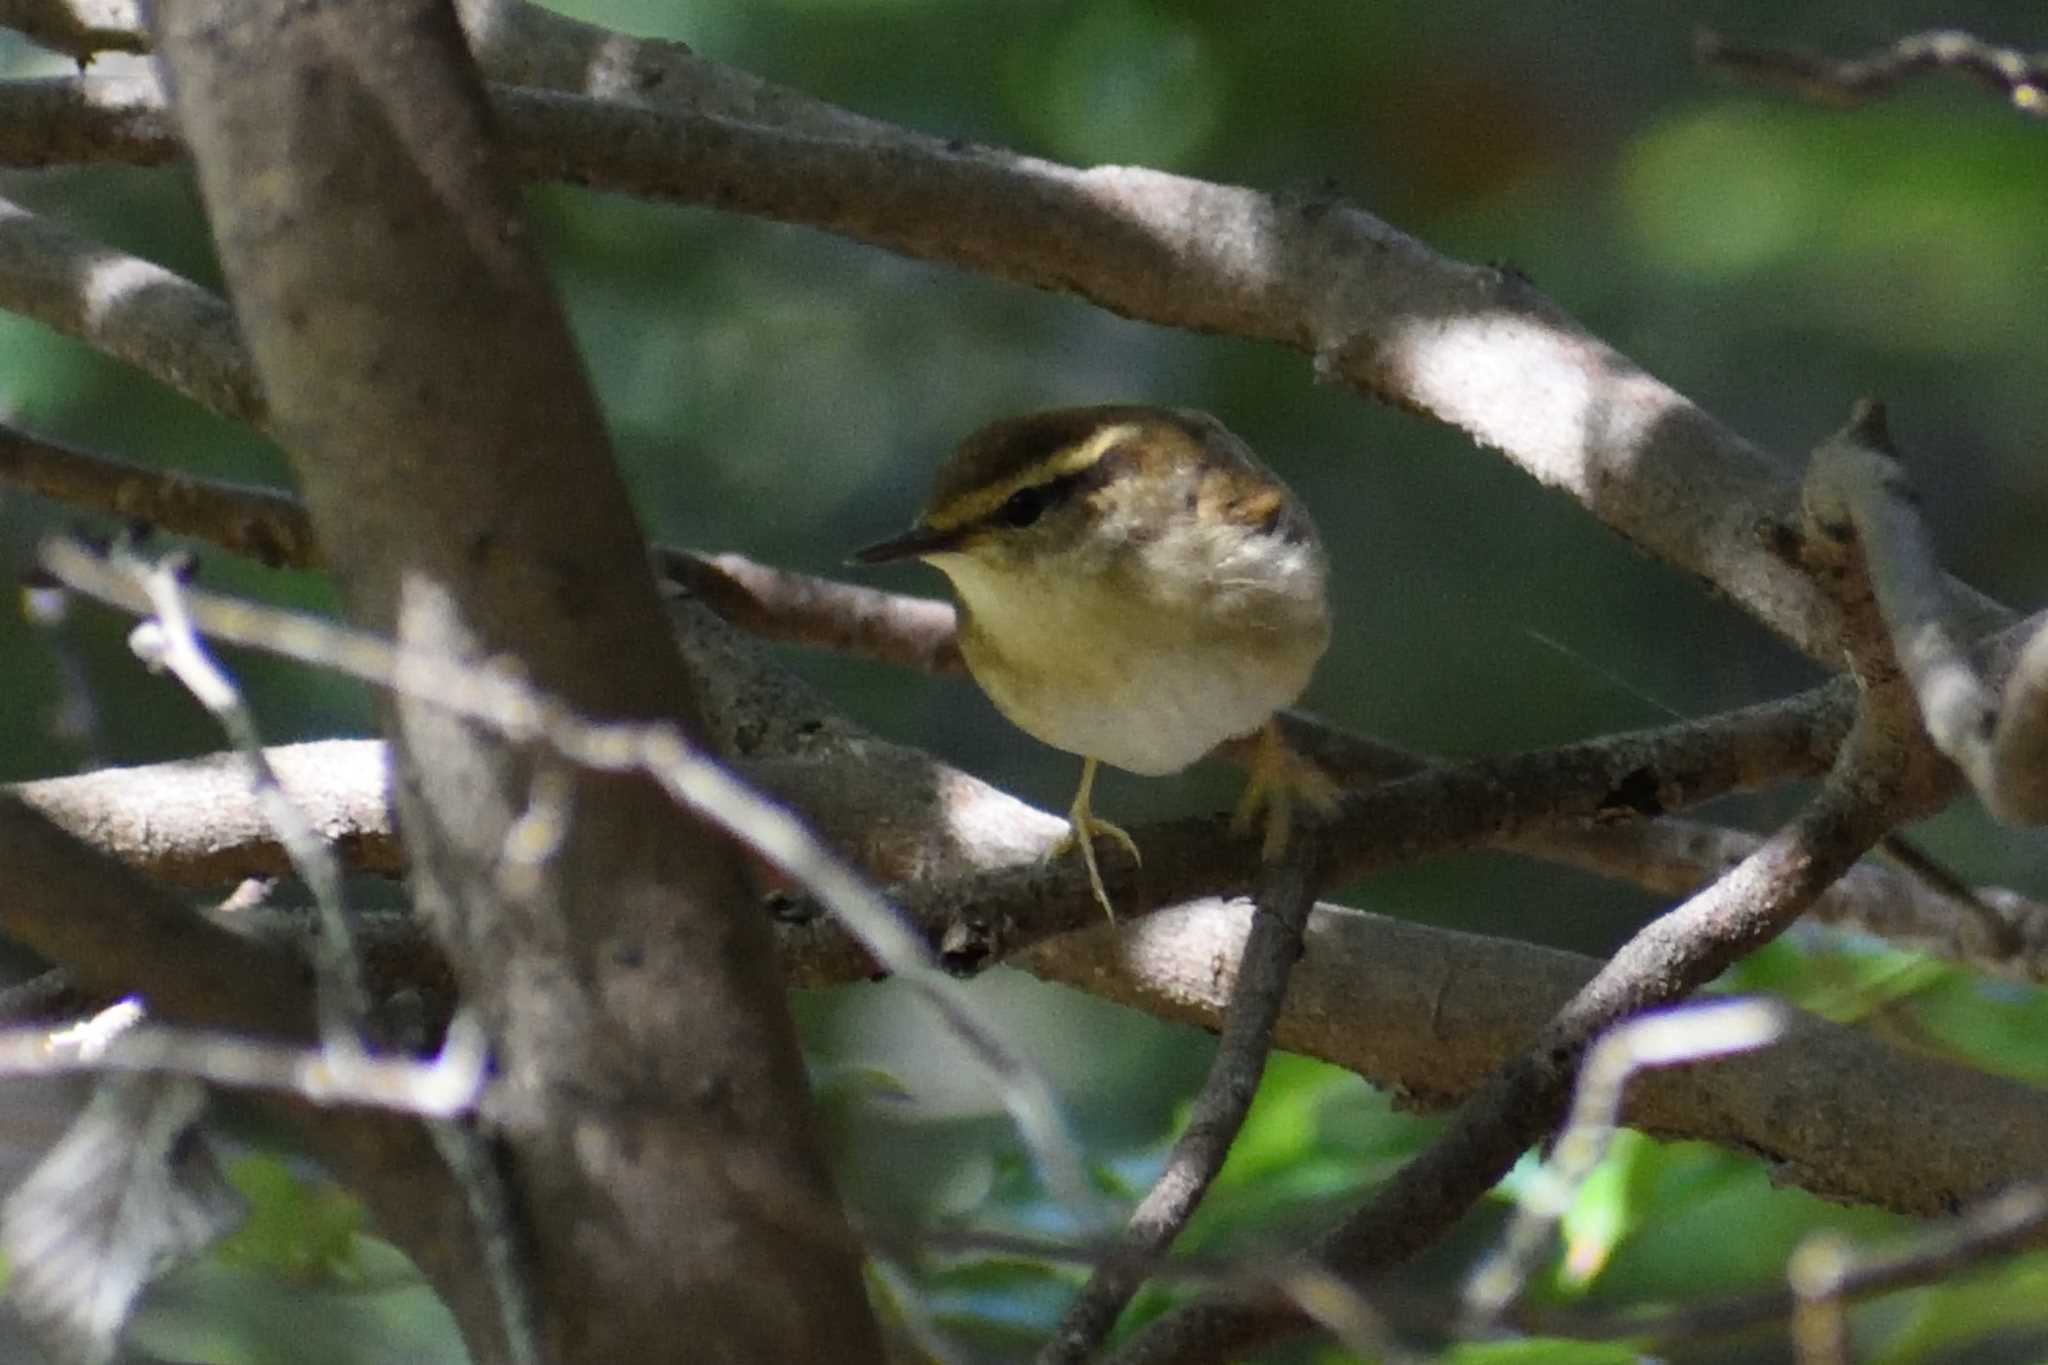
0 9 2040 1354
12 738 399 885
0 192 259 421
9 411 2038 986
1697 27 2048 117
1525 1181 2048 1344
0 420 312 567
1800 399 2048 823
1109 690 1951 1363
1041 837 1324 1363
143 0 882 1358
0 0 146 59
655 546 963 676
0 64 2017 670
16 626 2046 1236
24 421 2044 984
0 795 502 1360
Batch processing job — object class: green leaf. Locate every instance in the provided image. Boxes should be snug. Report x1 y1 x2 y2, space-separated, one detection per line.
1443 1337 1643 1365
212 1155 366 1287
1870 1250 2048 1364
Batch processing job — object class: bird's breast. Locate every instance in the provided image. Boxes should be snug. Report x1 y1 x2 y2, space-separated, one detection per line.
938 550 1327 776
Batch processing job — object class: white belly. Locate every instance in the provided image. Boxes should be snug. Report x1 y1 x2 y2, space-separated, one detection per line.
938 551 1327 776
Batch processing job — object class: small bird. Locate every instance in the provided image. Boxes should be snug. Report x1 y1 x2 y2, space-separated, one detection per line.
852 405 1337 919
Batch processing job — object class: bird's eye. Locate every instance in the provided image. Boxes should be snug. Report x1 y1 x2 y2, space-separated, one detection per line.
997 485 1052 528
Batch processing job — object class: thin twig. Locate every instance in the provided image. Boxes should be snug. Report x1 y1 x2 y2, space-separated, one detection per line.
114 548 539 1363
0 420 314 567
1106 703 1936 1365
1537 818 2048 983
125 552 372 1046
656 546 962 675
428 1118 544 1365
1788 1233 1854 1365
1873 832 2021 960
0 414 953 673
1522 1182 2048 1343
41 537 1103 1224
867 1221 1419 1362
1698 28 2048 117
1460 998 1786 1329
1039 833 1324 1363
1803 403 1993 774
1799 400 2048 824
0 1012 487 1115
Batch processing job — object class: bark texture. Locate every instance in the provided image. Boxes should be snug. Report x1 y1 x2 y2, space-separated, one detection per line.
147 1 883 1359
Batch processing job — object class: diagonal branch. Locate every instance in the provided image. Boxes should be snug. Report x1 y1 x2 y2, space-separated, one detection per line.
1 420 312 567
451 83 2031 670
0 410 1880 948
0 70 2017 670
1107 694 1951 1363
1524 1181 2048 1344
1800 399 2048 823
10 731 2045 1227
0 794 501 1358
0 0 147 58
654 546 963 675
1040 837 1324 1363
1105 405 1976 1363
0 193 260 421
1461 999 1788 1330
9 419 2043 984
1698 28 2048 117
43 538 1101 1223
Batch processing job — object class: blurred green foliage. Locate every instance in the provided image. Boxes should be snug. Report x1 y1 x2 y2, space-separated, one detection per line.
211 1154 370 1287
4 1 2047 1361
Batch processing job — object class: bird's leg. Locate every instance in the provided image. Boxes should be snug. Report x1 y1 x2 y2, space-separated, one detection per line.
1232 719 1341 861
1047 755 1141 920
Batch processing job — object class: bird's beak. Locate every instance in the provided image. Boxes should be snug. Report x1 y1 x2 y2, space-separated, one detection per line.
848 523 964 566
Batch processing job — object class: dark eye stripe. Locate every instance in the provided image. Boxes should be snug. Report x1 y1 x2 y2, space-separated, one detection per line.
997 484 1053 527
993 470 1090 529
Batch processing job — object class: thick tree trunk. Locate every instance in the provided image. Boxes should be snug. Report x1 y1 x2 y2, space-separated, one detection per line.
147 1 884 1359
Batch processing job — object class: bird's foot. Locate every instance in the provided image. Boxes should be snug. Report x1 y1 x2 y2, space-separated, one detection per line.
1232 720 1341 861
1047 759 1141 920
